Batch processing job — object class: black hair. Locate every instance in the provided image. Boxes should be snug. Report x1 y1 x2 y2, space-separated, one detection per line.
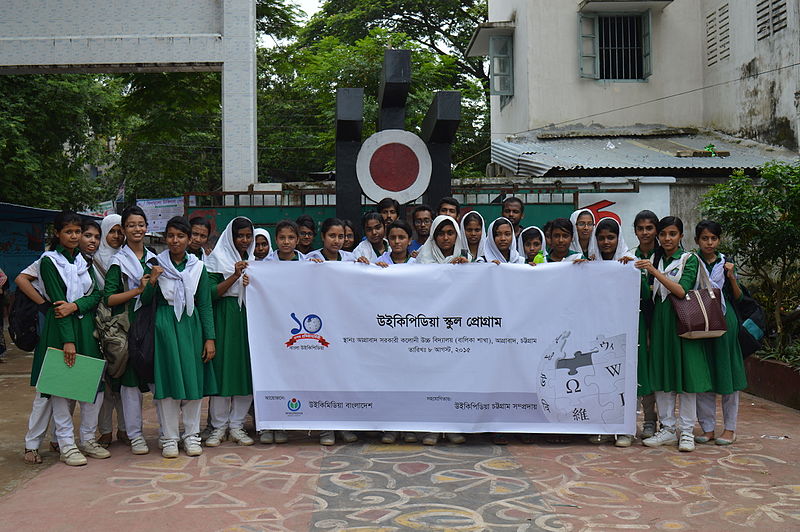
320 217 345 235
462 211 483 227
361 211 384 229
437 196 460 213
377 197 400 212
189 216 211 233
342 218 355 234
387 219 413 239
231 216 254 236
50 210 84 249
165 216 192 236
413 204 432 218
695 219 722 239
275 219 299 236
502 196 524 213
550 217 573 236
543 220 553 236
657 216 683 235
491 218 513 238
121 205 148 227
433 217 456 237
295 214 316 234
633 210 659 228
595 218 620 236
521 228 543 245
81 219 101 234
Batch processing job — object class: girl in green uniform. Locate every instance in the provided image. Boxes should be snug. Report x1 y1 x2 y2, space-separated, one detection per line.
547 218 583 263
105 206 157 455
23 211 108 467
146 216 217 458
459 211 485 262
693 220 747 446
636 216 711 452
204 217 256 447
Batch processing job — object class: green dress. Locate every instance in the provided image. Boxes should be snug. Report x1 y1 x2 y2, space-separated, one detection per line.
633 247 654 397
209 273 253 397
103 259 153 389
144 255 217 400
649 250 712 393
702 255 748 394
30 246 102 388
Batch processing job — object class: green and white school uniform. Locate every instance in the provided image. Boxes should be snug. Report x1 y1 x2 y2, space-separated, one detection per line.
546 250 583 263
353 238 388 262
266 249 303 261
631 246 654 397
458 212 485 262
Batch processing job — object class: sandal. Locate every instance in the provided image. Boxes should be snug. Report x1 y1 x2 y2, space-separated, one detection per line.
97 433 112 448
49 441 60 453
23 448 43 465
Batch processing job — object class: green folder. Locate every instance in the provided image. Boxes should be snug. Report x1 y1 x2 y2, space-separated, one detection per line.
36 347 106 403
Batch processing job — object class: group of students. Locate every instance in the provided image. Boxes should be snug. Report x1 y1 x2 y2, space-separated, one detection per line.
18 195 746 465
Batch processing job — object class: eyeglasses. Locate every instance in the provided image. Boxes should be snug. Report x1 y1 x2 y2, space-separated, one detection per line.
299 231 314 238
576 222 594 228
414 219 432 226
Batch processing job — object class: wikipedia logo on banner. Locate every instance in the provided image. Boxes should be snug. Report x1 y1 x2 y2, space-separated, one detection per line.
285 312 330 348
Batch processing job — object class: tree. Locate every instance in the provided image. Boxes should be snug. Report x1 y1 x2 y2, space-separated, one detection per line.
700 162 800 349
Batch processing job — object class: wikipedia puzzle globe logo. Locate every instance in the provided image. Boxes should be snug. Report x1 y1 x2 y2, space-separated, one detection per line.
536 331 627 425
303 314 323 334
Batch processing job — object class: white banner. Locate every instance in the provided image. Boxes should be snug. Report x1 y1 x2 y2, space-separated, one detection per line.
246 261 640 435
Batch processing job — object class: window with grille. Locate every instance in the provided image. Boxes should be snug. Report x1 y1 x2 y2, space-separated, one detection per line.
489 35 514 97
706 3 730 67
757 0 788 40
579 12 651 80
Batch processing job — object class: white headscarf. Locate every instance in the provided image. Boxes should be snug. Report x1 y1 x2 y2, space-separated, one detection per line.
93 214 122 290
458 211 486 261
569 209 595 254
587 218 634 261
416 215 468 264
41 250 93 303
253 228 272 261
155 250 204 321
110 244 157 311
205 217 255 306
483 217 525 263
517 226 548 261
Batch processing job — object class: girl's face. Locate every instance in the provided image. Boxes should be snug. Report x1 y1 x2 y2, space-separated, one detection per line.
343 227 355 251
658 225 683 255
434 222 458 255
323 225 345 253
80 226 100 255
189 224 209 252
107 224 124 249
254 235 269 259
298 226 314 248
166 226 189 257
276 227 298 254
124 215 147 244
234 226 253 255
596 228 619 259
364 218 385 244
464 219 483 245
576 213 594 241
696 228 720 257
58 223 82 251
388 227 410 254
551 227 573 254
524 237 542 259
635 218 657 248
493 223 514 252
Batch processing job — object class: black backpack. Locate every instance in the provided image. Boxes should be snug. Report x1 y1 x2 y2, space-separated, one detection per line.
127 258 159 383
732 284 766 358
8 290 46 352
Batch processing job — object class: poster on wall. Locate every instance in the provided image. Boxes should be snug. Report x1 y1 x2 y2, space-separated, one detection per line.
136 197 185 233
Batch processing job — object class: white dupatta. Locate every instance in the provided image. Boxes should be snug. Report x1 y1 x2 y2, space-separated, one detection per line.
111 244 157 311
204 218 255 307
41 250 93 303
652 250 695 301
705 252 728 315
587 218 635 262
569 208 595 254
483 217 525 263
93 214 122 290
517 226 548 261
253 228 272 261
416 215 468 264
156 250 204 321
458 211 485 261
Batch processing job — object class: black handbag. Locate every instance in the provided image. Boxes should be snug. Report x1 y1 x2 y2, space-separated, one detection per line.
128 259 159 383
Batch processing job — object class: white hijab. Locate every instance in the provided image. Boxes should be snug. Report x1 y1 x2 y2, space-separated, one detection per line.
253 228 272 261
483 217 524 263
569 209 595 254
205 217 255 306
111 244 157 311
93 214 122 290
458 211 486 262
587 218 634 261
156 250 204 321
416 215 468 264
517 226 548 261
41 249 93 303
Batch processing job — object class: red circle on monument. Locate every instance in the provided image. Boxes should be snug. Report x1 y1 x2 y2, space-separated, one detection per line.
368 142 419 192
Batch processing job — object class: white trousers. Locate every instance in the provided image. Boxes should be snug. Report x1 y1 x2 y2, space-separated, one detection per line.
121 385 145 439
696 391 739 432
158 398 202 441
51 392 104 447
97 387 125 435
25 393 53 449
209 395 253 430
45 399 76 444
655 391 696 433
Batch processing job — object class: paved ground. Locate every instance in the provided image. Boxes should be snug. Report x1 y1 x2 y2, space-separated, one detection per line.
1 338 799 531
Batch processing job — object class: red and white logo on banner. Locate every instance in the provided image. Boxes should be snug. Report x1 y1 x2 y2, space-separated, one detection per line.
356 129 432 204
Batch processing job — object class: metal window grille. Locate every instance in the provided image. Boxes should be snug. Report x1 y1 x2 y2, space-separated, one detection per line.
757 0 788 40
706 3 730 67
706 9 718 66
598 15 644 80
